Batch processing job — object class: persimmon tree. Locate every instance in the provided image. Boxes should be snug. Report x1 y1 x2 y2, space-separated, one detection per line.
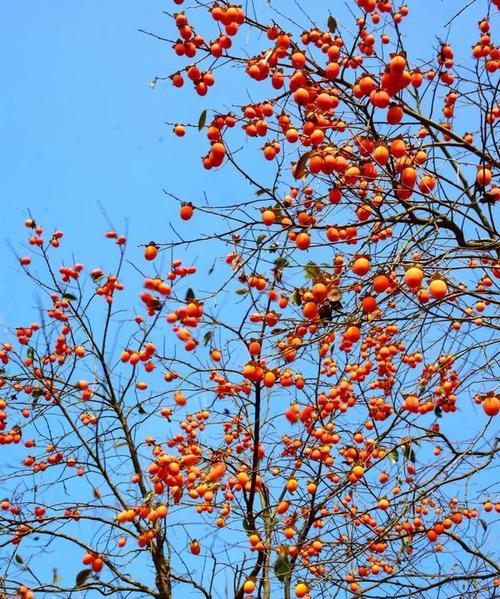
1 1 500 598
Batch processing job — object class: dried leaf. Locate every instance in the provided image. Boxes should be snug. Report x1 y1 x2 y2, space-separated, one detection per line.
291 288 302 306
318 299 342 321
262 49 273 65
270 328 287 336
75 569 92 588
327 287 341 302
327 15 337 33
294 151 311 179
91 272 104 282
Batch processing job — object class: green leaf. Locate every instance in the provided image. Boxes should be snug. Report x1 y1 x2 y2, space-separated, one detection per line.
387 448 399 464
402 444 416 463
62 293 77 301
27 347 34 360
274 553 291 582
274 257 289 269
243 517 252 532
75 569 92 588
15 554 24 565
32 387 43 409
291 288 302 306
327 15 337 33
235 288 249 296
256 234 267 246
137 405 146 415
198 109 207 131
402 536 411 548
304 261 320 280
202 331 213 346
113 441 128 449
185 288 195 302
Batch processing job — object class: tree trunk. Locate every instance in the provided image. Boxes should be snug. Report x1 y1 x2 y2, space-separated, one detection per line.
153 542 172 599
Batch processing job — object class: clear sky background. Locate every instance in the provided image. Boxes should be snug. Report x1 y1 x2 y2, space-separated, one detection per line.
0 1 494 596
1 1 199 326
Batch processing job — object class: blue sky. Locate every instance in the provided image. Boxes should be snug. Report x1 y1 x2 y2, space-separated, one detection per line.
0 0 267 331
1 1 177 323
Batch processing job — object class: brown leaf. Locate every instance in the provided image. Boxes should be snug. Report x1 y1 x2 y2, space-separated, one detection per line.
75 569 92 588
294 152 311 179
